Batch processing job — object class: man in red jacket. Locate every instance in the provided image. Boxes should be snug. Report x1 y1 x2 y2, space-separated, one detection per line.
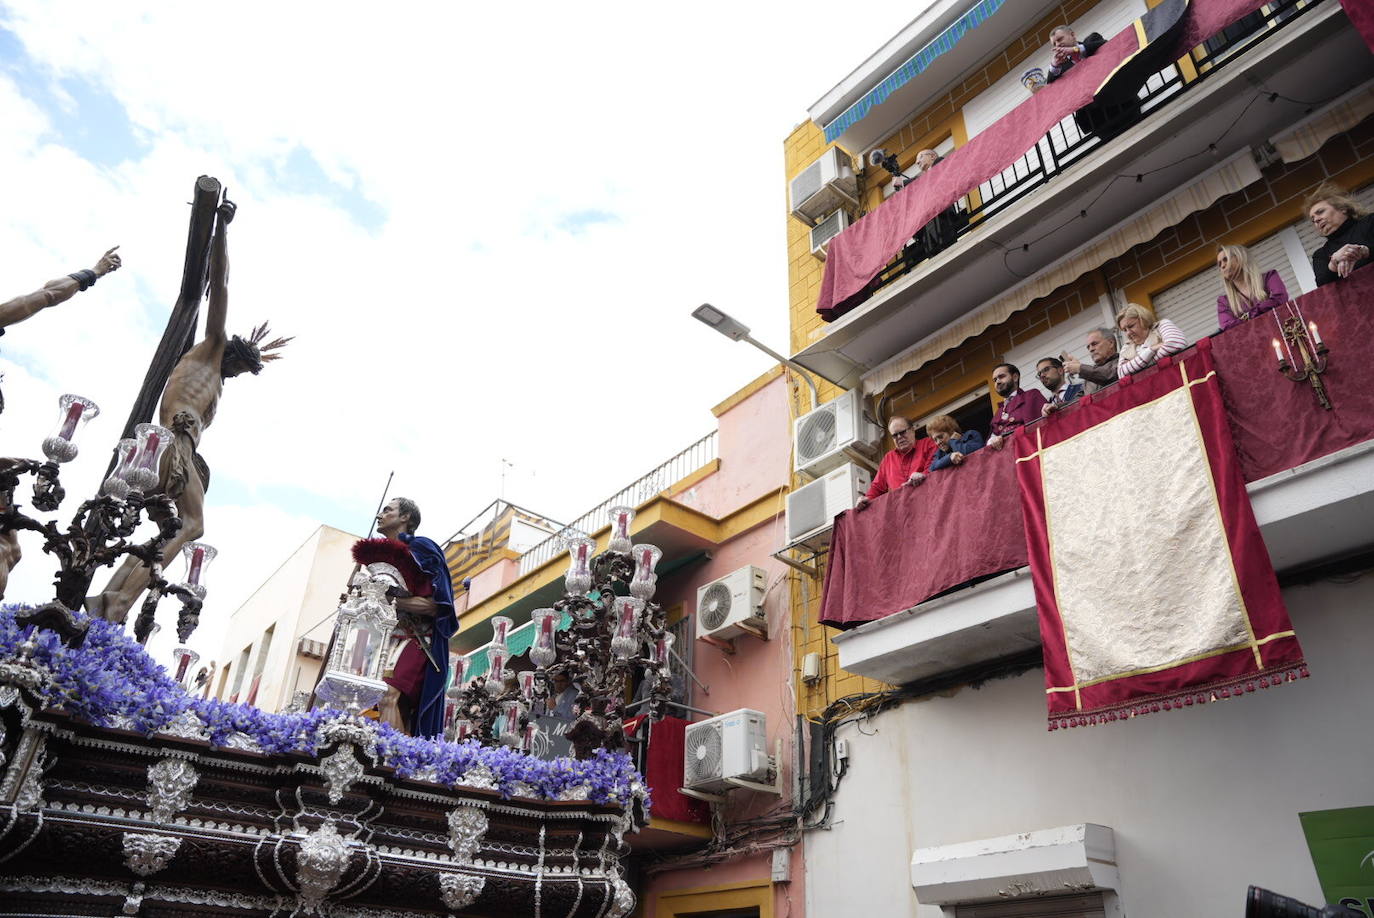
854 415 936 511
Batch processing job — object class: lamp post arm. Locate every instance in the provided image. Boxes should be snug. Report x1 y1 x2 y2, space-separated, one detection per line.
741 335 821 412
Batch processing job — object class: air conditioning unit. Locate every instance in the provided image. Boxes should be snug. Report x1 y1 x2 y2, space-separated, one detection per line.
789 147 859 226
785 462 871 550
696 565 767 640
794 388 880 478
683 708 770 794
810 209 851 260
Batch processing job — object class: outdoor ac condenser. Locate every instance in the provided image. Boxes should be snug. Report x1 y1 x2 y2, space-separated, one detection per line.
695 565 767 641
785 462 870 550
682 708 769 794
793 388 879 478
788 147 859 225
810 209 851 259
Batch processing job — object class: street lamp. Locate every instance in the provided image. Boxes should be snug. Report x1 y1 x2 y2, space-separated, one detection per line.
691 303 821 410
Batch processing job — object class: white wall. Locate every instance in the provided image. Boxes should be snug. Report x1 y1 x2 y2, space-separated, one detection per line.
804 576 1374 918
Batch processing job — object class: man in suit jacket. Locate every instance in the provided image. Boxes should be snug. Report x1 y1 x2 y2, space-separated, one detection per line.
1046 27 1107 83
1036 357 1086 416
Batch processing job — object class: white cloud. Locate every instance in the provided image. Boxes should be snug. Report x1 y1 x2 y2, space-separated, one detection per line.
0 2 925 668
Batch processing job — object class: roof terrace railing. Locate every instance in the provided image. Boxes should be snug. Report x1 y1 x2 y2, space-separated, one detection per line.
868 0 1317 295
515 430 719 578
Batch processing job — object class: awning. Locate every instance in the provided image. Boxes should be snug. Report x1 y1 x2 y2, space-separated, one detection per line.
823 0 1007 143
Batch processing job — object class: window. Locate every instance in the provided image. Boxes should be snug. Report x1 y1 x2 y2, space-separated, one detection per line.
229 645 252 700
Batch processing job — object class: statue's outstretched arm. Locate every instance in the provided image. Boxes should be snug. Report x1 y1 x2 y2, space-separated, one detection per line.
0 247 121 329
204 223 229 348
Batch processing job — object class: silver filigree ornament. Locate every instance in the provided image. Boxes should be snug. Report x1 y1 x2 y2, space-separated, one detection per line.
14 762 44 814
447 806 489 865
146 758 199 824
295 821 353 914
606 877 636 918
438 872 485 910
155 709 209 741
320 747 366 805
122 832 182 877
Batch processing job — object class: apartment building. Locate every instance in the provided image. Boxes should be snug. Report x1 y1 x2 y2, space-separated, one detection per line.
781 1 1374 915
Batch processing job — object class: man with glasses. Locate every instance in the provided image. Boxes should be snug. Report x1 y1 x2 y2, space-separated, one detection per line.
1036 357 1084 416
854 415 936 511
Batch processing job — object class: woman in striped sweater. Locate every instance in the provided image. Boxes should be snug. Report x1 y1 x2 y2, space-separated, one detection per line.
1116 303 1188 377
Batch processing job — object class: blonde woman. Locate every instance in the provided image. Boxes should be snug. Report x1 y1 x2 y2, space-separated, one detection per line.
1116 304 1188 377
1215 244 1287 331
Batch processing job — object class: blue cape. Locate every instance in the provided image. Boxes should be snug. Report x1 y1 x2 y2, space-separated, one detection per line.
400 532 457 738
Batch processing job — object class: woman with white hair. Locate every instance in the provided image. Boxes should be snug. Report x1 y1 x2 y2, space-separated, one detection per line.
1116 304 1188 377
1306 184 1373 286
1215 244 1287 331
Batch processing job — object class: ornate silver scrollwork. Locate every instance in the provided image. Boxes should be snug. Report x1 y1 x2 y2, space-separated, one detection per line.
606 877 635 918
295 821 352 913
13 760 44 814
320 747 366 805
155 709 209 741
438 872 485 910
447 805 489 865
122 832 182 877
146 758 199 823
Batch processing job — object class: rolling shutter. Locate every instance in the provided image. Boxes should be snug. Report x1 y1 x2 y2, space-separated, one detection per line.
955 892 1106 918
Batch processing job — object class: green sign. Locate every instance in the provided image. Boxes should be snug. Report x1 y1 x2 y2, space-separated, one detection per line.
1301 807 1374 917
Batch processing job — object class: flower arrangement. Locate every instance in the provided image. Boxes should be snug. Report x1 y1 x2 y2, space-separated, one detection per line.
0 605 647 808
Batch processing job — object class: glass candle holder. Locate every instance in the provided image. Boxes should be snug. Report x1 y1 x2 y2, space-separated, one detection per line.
498 699 523 744
171 646 200 685
487 645 509 684
651 631 675 669
608 505 635 554
521 721 539 753
565 536 596 596
611 597 644 659
341 614 388 678
519 669 537 702
102 438 138 500
490 616 513 648
629 543 662 600
530 608 558 667
452 718 474 742
177 542 217 600
42 394 99 463
125 423 173 492
450 653 470 693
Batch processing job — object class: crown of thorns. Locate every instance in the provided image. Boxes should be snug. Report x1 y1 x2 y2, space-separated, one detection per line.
226 323 293 375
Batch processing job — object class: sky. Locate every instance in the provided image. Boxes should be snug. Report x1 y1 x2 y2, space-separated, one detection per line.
0 2 922 669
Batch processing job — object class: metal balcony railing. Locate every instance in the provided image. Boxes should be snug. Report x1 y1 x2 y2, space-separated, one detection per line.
868 0 1320 295
515 431 719 577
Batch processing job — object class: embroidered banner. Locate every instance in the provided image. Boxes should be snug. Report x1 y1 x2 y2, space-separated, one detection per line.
1013 340 1306 729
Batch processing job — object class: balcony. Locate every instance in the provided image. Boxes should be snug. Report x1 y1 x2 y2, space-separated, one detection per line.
794 0 1367 386
826 274 1374 685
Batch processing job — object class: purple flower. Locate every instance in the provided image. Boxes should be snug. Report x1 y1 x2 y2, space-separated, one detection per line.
0 605 647 807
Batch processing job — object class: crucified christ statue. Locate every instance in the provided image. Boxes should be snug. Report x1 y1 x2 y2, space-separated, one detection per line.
86 205 290 622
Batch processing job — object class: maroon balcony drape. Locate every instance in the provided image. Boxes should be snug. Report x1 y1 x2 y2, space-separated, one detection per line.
1342 0 1374 53
816 0 1275 321
627 715 709 824
818 268 1374 630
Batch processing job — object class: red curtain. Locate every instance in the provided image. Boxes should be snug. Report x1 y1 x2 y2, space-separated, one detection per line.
820 444 1028 629
1341 0 1374 53
817 267 1374 630
627 715 709 824
817 0 1274 320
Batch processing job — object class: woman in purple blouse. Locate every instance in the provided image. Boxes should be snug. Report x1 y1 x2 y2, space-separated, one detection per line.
1215 244 1288 331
